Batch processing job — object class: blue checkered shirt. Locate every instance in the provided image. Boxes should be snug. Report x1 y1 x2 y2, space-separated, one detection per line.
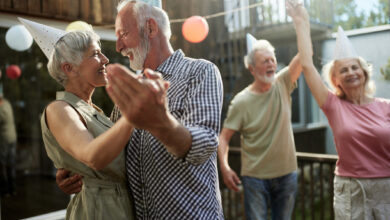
111 50 224 219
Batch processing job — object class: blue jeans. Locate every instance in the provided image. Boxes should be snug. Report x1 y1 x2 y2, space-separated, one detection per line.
242 171 298 220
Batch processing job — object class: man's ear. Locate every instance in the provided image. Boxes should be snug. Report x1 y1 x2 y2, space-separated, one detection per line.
248 65 255 75
146 18 158 38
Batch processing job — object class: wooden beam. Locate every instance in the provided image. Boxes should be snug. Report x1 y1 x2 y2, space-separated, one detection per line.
92 0 102 23
80 0 90 21
42 0 57 17
68 0 80 19
0 0 13 9
13 0 28 11
101 0 113 23
27 0 41 14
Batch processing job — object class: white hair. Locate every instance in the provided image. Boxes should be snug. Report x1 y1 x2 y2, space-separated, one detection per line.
47 31 100 86
322 56 376 98
244 39 275 69
117 0 171 39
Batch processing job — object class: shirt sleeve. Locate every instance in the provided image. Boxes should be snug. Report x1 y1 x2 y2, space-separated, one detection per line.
110 105 121 123
182 62 223 166
276 66 297 94
223 95 243 132
320 90 336 116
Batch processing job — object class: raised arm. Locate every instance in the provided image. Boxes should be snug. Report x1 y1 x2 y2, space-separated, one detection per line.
218 128 241 192
287 1 329 107
288 53 302 84
45 101 133 170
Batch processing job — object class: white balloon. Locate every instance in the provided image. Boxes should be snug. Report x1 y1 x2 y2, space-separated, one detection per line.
5 25 33 51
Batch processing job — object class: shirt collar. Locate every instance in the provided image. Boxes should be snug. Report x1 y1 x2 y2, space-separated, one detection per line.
156 50 184 77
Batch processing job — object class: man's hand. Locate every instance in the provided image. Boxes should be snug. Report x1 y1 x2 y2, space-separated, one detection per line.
221 166 241 192
56 168 83 194
105 64 170 130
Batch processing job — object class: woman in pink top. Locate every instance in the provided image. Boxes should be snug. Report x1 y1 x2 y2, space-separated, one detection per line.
287 1 390 219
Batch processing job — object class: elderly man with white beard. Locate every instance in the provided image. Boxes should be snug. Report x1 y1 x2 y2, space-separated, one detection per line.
56 0 224 219
218 37 302 220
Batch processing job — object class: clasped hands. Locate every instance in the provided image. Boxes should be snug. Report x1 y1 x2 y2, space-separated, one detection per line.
106 64 170 131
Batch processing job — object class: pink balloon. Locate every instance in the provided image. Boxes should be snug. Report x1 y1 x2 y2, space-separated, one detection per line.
6 65 21 79
182 16 209 43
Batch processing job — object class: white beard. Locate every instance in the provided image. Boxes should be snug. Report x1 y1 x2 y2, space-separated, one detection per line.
258 74 275 84
122 36 149 71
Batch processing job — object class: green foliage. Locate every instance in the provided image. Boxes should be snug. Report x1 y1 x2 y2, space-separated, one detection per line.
380 58 390 81
366 0 390 25
333 0 389 31
333 0 364 30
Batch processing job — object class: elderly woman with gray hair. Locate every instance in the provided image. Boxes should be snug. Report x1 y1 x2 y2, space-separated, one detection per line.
38 29 135 219
287 1 390 219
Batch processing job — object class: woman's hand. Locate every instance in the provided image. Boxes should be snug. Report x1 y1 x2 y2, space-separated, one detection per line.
286 0 309 25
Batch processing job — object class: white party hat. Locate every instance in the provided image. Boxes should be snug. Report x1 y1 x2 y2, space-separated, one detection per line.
333 26 358 60
18 17 67 59
139 0 162 8
246 33 257 54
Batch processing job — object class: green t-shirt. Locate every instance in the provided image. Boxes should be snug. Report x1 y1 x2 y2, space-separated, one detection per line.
224 67 297 179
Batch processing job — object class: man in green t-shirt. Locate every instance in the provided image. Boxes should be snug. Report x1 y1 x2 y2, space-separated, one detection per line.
218 34 302 220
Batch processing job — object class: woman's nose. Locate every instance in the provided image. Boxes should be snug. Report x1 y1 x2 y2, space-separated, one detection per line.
101 54 109 64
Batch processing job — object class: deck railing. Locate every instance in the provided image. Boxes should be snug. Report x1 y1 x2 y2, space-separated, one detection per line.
221 147 338 220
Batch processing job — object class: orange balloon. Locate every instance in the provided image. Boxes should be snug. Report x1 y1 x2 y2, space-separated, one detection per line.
182 16 209 43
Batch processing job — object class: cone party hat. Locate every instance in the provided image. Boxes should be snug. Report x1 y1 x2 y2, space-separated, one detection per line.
246 33 257 54
333 26 358 60
18 17 66 59
139 0 162 8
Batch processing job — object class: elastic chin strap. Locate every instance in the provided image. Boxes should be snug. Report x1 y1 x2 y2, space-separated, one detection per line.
128 65 143 76
128 65 137 73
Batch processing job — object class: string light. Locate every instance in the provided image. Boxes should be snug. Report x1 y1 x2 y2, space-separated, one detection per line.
97 2 264 28
170 1 264 23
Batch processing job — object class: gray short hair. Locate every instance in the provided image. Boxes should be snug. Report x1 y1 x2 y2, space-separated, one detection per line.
244 39 275 69
322 57 376 98
117 0 171 39
47 31 100 86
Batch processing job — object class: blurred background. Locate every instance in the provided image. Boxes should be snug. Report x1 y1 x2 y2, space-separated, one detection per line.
0 0 389 219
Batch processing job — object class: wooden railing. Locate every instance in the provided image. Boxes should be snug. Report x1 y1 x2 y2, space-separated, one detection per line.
221 148 338 220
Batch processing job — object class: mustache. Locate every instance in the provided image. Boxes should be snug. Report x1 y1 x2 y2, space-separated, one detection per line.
120 48 139 73
121 48 133 57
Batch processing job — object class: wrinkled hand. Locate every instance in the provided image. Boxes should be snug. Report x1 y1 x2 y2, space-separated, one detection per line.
221 166 241 192
286 0 308 23
56 168 83 195
143 68 170 105
105 64 170 130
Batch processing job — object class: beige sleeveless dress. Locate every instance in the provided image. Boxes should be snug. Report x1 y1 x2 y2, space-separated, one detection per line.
41 91 134 220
